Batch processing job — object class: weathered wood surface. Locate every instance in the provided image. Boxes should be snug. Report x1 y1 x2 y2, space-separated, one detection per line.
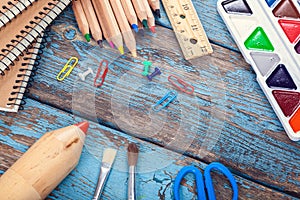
0 1 299 199
0 99 296 199
19 5 300 198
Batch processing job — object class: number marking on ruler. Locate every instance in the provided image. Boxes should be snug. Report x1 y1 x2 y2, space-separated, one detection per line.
162 0 213 60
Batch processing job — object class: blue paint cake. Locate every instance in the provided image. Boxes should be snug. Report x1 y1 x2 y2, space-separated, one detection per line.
217 0 300 141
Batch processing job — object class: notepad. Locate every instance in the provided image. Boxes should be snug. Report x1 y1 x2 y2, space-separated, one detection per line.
0 0 71 75
0 35 43 112
0 0 38 28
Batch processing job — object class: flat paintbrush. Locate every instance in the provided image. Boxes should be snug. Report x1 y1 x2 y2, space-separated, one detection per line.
93 148 117 200
127 143 139 200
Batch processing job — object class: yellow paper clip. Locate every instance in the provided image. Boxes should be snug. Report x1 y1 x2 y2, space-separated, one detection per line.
56 57 79 81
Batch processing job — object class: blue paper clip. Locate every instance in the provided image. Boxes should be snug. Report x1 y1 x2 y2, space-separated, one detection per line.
152 90 177 112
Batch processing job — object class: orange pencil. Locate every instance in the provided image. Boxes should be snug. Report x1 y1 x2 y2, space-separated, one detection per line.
120 0 139 32
110 0 137 57
72 0 91 42
80 0 103 47
131 0 148 28
91 0 114 48
0 122 89 199
142 0 155 33
98 0 124 54
148 0 160 18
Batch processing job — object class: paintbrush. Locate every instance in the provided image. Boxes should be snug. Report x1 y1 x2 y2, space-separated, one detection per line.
127 143 139 200
93 148 117 200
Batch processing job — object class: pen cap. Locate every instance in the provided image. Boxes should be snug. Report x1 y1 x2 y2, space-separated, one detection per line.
0 123 88 200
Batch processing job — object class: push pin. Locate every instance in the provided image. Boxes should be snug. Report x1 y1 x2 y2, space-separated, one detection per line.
142 60 152 76
147 67 161 81
78 67 93 81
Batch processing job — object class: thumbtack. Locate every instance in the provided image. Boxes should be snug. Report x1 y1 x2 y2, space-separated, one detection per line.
78 67 93 81
142 60 152 76
147 67 161 81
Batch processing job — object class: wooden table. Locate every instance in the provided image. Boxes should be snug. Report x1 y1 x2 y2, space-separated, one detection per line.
1 1 299 199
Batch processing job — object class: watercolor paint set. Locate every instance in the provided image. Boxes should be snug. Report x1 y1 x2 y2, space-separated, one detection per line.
217 0 300 141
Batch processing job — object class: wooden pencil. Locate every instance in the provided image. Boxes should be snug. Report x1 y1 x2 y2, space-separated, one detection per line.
109 0 137 57
131 0 148 28
72 0 91 42
0 122 89 199
120 0 139 32
80 0 103 47
91 0 114 48
142 0 156 33
148 0 160 18
97 0 124 54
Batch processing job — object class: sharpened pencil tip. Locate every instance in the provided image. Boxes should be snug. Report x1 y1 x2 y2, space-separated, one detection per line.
142 19 148 28
132 24 139 33
109 41 115 48
150 26 156 33
118 46 124 54
74 121 89 134
131 50 137 57
97 40 103 48
84 34 91 42
154 9 161 18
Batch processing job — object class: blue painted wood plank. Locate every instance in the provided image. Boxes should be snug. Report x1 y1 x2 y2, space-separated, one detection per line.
0 99 295 199
22 7 300 198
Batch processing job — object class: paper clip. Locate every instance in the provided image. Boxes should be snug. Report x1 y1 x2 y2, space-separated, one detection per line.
56 57 78 81
94 59 109 87
168 75 194 95
152 90 177 112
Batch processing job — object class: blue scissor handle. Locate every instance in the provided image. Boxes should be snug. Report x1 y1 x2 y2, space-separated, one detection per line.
174 166 206 200
204 162 238 200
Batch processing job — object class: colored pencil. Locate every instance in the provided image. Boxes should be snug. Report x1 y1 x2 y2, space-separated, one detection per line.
0 122 89 199
148 0 160 18
91 0 114 48
72 0 91 42
110 0 137 57
131 0 148 28
120 0 139 32
80 0 103 47
142 0 156 33
97 0 124 54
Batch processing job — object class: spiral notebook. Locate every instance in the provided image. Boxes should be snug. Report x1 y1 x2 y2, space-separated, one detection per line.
0 35 43 112
0 0 71 75
0 0 38 28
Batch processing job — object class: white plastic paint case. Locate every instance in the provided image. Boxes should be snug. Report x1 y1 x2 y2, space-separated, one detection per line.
217 0 300 141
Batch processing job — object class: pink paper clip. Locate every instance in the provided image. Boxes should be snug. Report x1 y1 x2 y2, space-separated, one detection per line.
168 75 194 95
94 59 109 88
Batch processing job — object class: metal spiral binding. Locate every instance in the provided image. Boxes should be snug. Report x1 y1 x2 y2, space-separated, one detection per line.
6 30 49 110
0 0 36 27
0 0 66 76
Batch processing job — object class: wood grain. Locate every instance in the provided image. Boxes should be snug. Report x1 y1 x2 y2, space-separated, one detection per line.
0 99 295 199
19 6 300 198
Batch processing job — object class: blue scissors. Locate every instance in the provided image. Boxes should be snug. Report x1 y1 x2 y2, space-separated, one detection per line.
174 162 238 200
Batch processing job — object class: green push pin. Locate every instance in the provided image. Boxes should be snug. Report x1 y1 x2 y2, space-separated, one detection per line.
142 60 152 76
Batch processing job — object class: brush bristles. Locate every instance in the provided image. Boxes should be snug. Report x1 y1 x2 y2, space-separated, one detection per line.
127 143 139 166
102 148 117 165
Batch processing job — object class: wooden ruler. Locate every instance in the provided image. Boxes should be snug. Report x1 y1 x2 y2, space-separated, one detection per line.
161 0 213 60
